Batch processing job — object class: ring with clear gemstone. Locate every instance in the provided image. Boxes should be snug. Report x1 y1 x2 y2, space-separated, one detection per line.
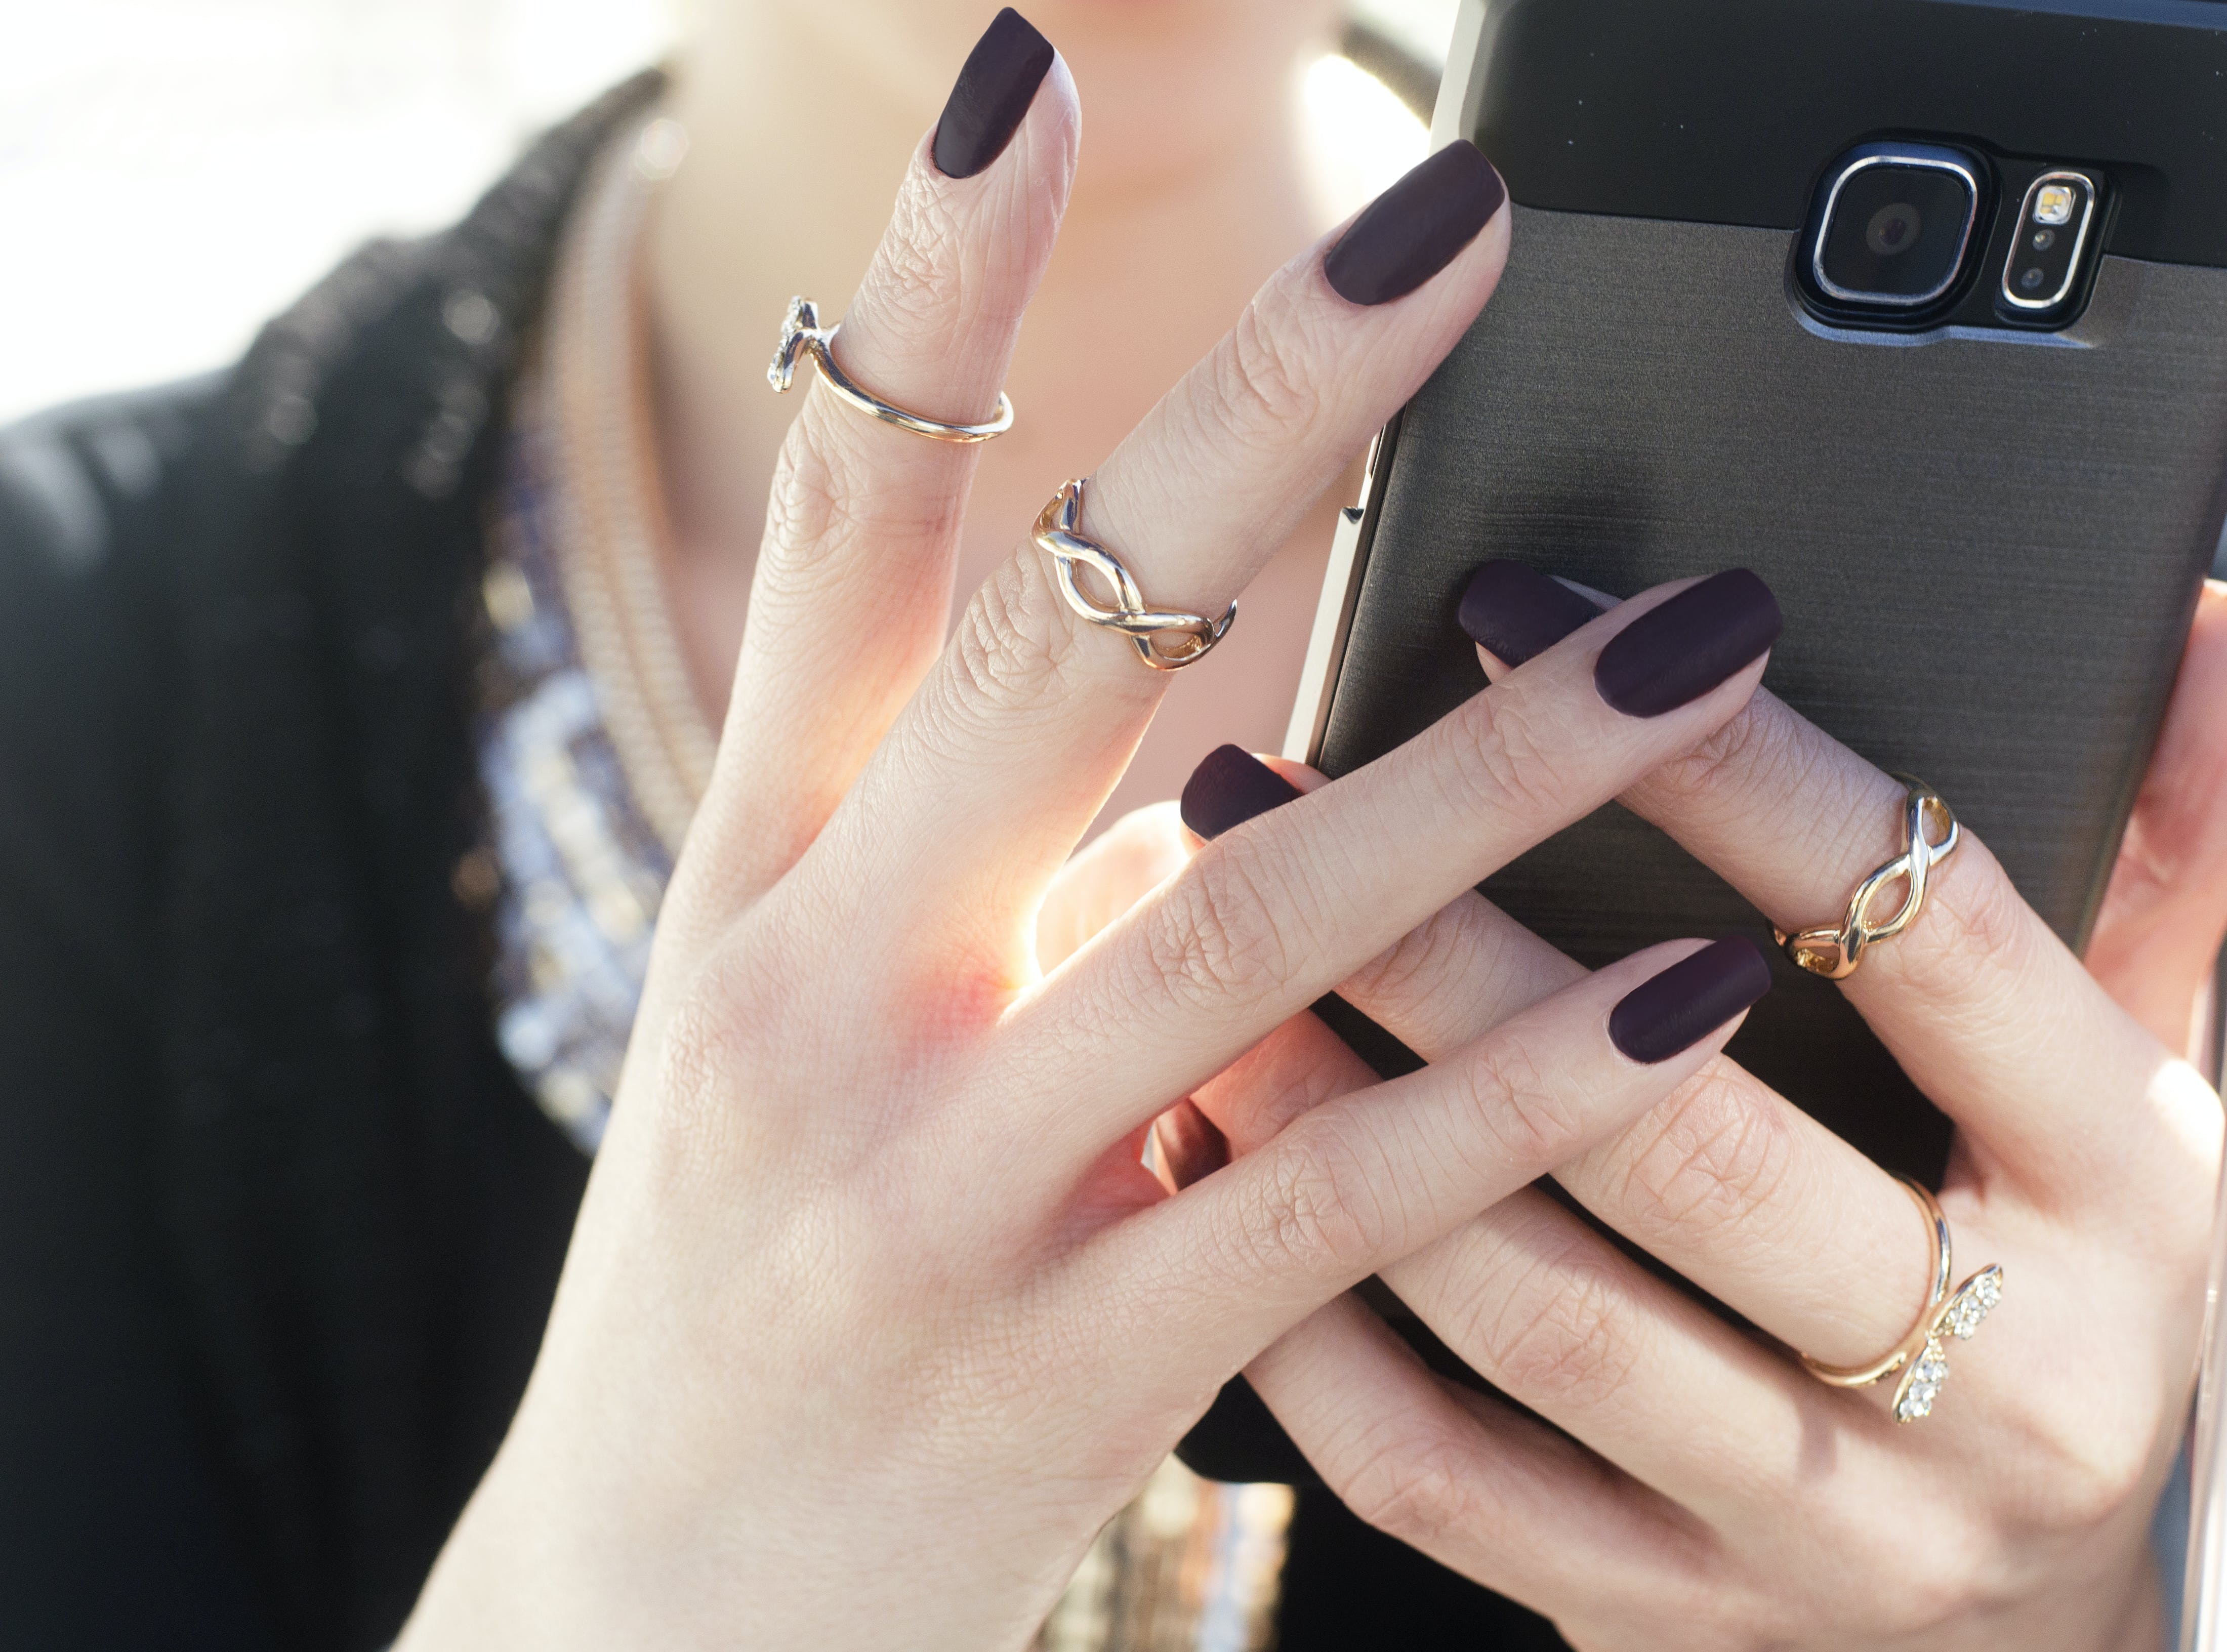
1889 1265 2004 1424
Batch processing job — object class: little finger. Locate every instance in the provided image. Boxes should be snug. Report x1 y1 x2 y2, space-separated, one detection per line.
1079 937 1771 1379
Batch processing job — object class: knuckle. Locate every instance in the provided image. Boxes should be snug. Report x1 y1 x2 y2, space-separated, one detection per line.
1142 839 1304 1011
1446 688 1579 827
1648 697 1810 815
1604 1071 1801 1253
1343 902 1476 1018
1470 1246 1643 1410
2026 1403 2161 1535
762 442 869 575
1460 1035 1589 1170
1236 1131 1391 1283
944 553 1077 714
872 174 964 329
1207 301 1325 451
1336 1421 1485 1550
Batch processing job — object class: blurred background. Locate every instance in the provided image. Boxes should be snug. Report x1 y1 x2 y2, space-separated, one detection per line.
0 0 1458 425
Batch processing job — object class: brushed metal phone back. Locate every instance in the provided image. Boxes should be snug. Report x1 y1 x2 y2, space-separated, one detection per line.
1297 48 2227 1173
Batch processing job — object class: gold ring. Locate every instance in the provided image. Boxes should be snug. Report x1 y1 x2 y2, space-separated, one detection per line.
1774 776 1959 979
766 296 1014 442
1799 1176 2003 1423
1032 478 1236 671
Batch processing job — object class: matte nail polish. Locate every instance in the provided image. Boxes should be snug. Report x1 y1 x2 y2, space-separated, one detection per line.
1593 569 1783 718
933 8 1056 180
1324 141 1507 306
1181 745 1302 841
1609 937 1772 1064
1458 560 1606 666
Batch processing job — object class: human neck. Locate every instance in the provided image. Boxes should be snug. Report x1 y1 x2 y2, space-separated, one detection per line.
640 5 1342 596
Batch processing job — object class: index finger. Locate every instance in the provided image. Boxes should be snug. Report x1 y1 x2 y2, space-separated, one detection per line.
806 141 1512 943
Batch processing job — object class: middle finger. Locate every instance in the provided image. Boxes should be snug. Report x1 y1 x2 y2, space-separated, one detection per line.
1008 576 1782 1176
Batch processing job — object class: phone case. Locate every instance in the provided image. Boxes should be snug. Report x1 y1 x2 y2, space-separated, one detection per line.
1289 0 2227 1178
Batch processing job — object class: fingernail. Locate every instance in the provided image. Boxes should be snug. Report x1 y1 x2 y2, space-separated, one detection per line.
1324 141 1506 306
1609 937 1772 1064
1593 569 1782 718
933 8 1056 180
1181 745 1302 841
1458 560 1606 666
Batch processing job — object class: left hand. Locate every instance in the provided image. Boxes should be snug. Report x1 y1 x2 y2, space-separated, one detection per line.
1154 578 2227 1649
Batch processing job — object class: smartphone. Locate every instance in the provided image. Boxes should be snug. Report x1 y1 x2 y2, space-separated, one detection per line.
1285 0 2227 1178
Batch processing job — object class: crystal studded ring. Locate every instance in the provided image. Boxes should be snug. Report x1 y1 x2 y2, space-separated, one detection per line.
1799 1177 2003 1423
1032 478 1237 672
767 296 1014 443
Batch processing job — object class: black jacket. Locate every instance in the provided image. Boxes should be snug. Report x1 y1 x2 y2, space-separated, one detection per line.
0 74 1566 1652
0 79 659 1650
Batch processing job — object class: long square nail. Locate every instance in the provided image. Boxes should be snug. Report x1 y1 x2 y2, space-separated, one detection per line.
1593 570 1782 718
1181 745 1302 841
1609 937 1772 1063
1324 141 1506 306
1458 560 1607 666
934 8 1055 180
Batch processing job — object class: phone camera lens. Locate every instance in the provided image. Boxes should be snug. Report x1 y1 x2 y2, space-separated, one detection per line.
2020 267 2046 291
1810 148 1981 311
2032 228 2056 251
1866 203 1922 257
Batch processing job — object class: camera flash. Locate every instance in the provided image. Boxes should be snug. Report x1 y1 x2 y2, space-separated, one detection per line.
2034 184 2075 225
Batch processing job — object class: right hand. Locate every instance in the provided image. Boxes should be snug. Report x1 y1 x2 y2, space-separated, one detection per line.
398 36 1780 1652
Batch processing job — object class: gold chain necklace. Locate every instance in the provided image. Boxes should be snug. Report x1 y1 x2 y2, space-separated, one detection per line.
539 111 712 859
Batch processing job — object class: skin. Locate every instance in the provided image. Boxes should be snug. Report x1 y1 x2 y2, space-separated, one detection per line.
397 52 1778 1649
645 0 1356 825
1206 598 2227 1648
393 7 2227 1648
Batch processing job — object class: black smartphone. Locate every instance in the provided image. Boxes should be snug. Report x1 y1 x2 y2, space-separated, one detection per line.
1286 0 2227 1177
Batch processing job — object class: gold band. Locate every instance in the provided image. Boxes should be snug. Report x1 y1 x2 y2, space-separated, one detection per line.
1801 1177 1952 1387
766 296 1014 442
1799 1176 2004 1423
1774 776 1959 979
1032 478 1237 671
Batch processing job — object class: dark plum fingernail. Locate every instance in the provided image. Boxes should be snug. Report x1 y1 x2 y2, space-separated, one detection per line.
1458 560 1607 666
1593 569 1782 718
1181 745 1302 841
933 8 1056 179
1324 141 1506 306
1609 937 1772 1064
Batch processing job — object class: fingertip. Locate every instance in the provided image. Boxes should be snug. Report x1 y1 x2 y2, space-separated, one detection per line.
1606 935 1772 1065
1180 745 1305 841
932 7 1057 180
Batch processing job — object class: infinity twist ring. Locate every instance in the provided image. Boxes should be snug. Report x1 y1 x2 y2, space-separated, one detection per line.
766 296 1014 442
1774 777 1959 979
1032 478 1236 671
1799 1177 2003 1423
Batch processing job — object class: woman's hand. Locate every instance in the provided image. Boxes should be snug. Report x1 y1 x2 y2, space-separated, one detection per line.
1189 565 2227 1650
395 32 1795 1652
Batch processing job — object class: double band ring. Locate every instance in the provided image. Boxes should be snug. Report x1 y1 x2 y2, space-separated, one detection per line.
1033 478 1237 671
1775 777 1959 979
767 297 1014 442
1799 1177 2003 1423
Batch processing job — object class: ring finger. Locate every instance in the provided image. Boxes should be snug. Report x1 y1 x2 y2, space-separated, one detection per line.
1180 750 1932 1374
